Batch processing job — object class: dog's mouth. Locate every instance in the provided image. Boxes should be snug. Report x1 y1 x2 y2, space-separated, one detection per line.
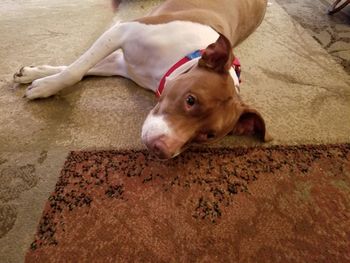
142 125 221 160
143 137 187 160
142 130 189 160
154 137 207 160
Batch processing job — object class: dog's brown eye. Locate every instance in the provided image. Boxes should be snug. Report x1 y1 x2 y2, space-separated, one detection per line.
186 95 196 106
207 132 215 139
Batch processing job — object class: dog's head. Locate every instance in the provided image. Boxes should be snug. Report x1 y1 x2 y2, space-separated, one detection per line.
142 34 271 159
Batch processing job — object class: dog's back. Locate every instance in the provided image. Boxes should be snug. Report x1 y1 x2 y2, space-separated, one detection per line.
137 0 268 47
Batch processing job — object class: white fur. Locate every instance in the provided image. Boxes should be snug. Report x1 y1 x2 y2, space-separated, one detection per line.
141 114 174 144
15 21 219 99
14 65 67 84
15 51 128 85
120 21 219 91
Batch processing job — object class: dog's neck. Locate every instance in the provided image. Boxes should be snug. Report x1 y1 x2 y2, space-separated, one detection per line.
156 51 241 98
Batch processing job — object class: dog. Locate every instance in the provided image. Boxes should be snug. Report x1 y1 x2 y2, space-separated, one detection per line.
13 0 271 159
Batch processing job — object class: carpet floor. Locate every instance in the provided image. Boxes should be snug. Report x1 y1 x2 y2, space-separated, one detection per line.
26 144 350 262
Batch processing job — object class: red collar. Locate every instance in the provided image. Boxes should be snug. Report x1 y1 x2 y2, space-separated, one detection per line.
156 50 241 98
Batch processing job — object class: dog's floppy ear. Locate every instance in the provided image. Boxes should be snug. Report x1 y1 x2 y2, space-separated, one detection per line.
232 107 272 142
198 34 233 73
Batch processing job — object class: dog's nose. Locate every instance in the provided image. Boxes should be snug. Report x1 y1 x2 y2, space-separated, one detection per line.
149 140 172 160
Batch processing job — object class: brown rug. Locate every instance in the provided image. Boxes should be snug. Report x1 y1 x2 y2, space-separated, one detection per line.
26 144 350 262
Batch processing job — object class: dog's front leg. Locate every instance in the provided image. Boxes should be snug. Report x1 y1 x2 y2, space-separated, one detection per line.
24 23 127 99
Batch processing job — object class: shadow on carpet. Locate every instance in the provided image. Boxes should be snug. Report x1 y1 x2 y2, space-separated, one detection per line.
26 144 350 262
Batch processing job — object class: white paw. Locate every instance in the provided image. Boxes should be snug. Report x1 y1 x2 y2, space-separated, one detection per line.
24 77 62 100
13 66 42 84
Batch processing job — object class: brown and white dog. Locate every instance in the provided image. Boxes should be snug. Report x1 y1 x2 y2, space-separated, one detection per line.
13 0 271 159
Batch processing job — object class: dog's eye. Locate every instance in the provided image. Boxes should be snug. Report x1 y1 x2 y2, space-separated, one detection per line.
207 132 215 139
186 95 196 107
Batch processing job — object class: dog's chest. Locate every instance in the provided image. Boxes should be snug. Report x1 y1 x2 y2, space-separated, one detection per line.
121 21 219 91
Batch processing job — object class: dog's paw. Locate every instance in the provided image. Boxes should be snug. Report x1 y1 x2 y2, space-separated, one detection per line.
13 66 41 84
24 77 61 100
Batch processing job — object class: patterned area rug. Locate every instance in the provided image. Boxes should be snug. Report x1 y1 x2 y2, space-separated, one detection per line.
26 144 350 262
